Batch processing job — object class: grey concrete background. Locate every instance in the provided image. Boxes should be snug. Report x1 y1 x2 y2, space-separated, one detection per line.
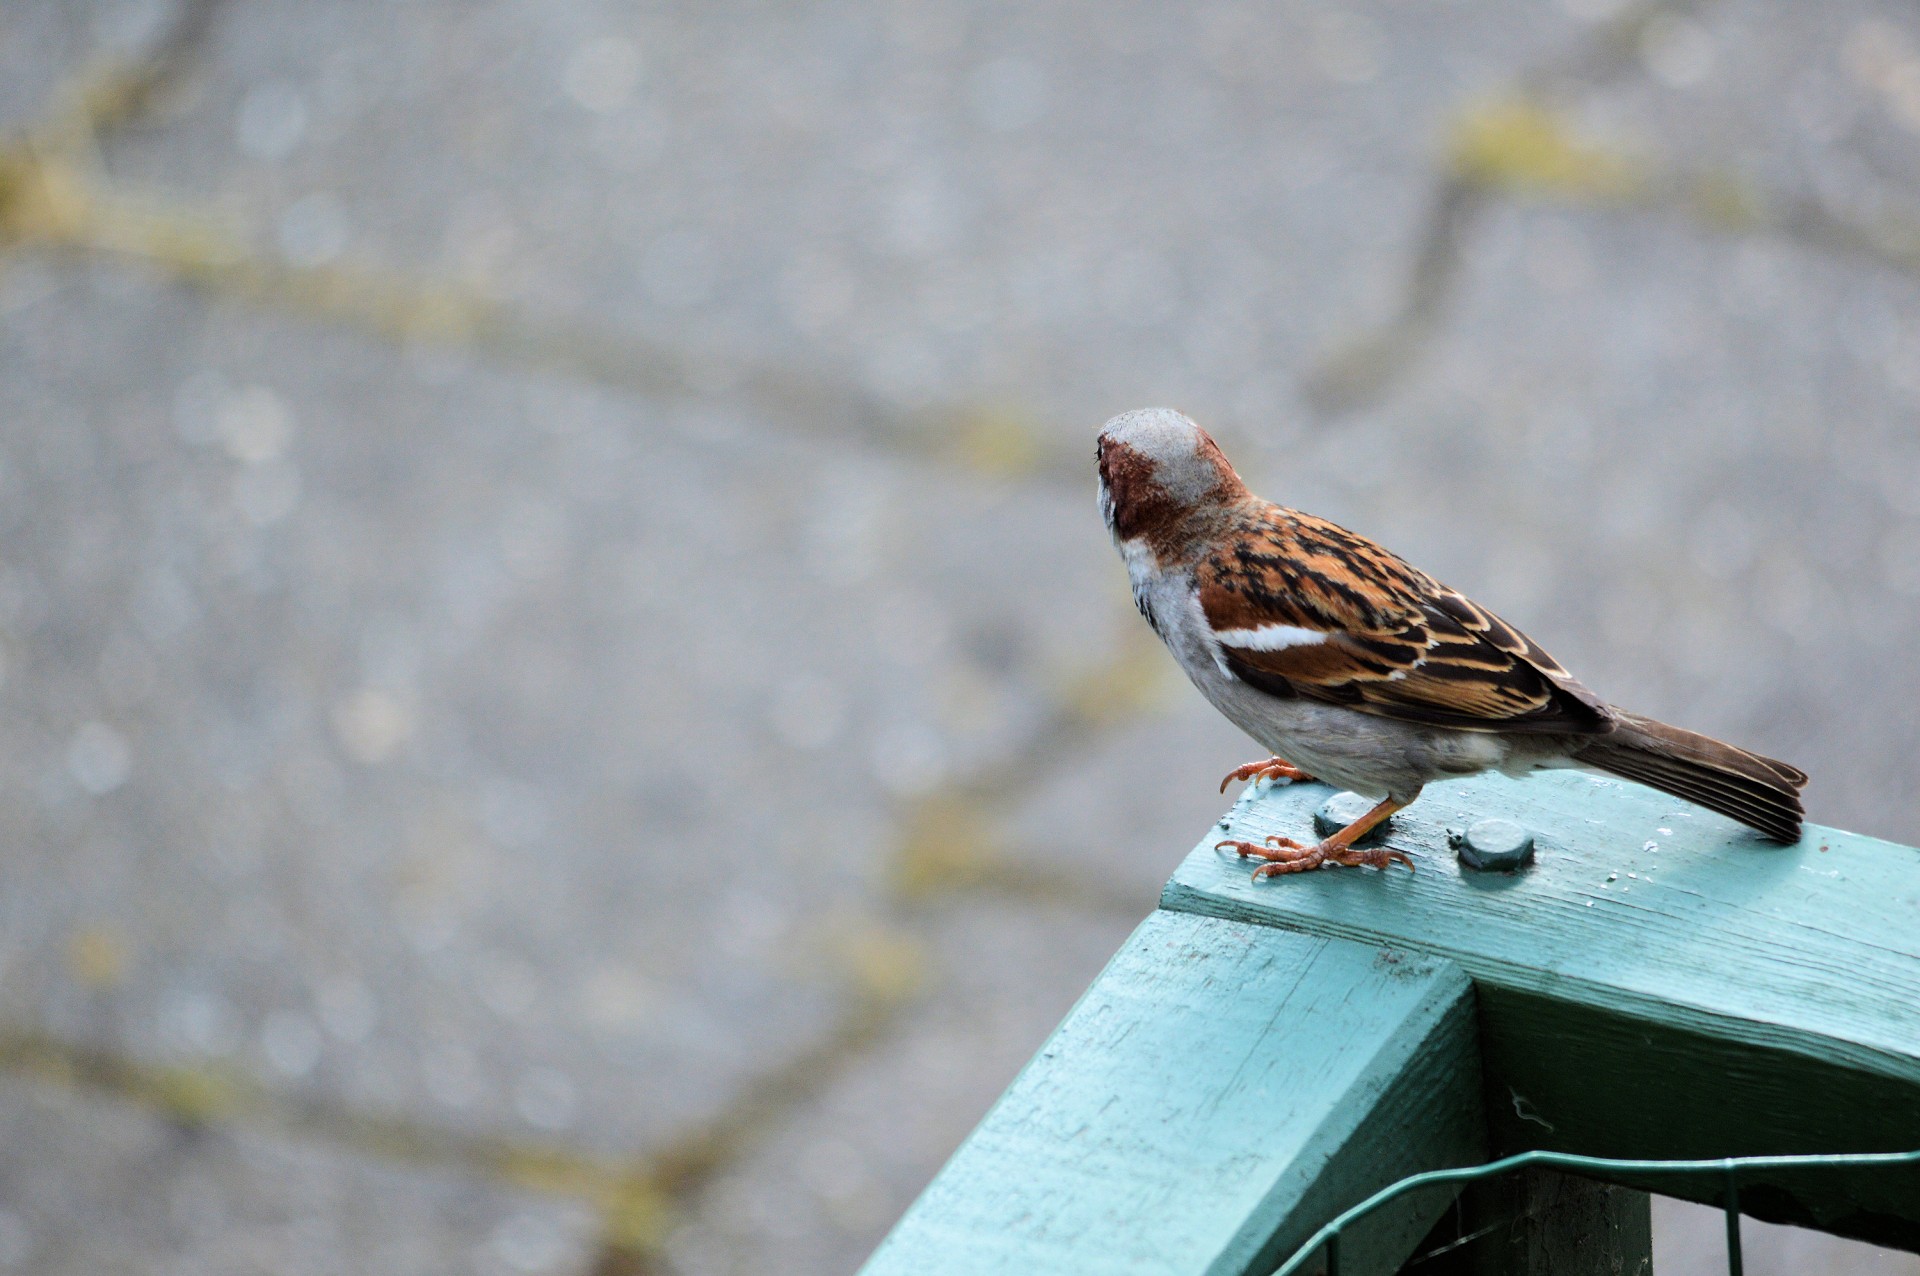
1 0 1917 1272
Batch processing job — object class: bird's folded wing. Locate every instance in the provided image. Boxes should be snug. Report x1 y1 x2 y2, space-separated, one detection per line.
1197 512 1612 736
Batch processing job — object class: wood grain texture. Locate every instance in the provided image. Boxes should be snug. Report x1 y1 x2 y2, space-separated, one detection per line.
859 910 1485 1276
1408 1169 1652 1276
1163 771 1920 1249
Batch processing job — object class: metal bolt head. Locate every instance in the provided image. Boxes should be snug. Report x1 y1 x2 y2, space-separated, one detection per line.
1314 792 1392 844
1454 818 1535 872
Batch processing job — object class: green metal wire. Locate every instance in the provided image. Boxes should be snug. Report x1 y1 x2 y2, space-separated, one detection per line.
1268 1148 1920 1276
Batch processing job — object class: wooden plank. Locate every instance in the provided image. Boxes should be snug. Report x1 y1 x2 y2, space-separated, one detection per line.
1406 1170 1651 1275
860 909 1485 1276
1162 771 1920 1250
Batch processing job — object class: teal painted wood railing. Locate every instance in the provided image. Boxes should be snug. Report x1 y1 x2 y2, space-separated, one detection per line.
860 770 1920 1276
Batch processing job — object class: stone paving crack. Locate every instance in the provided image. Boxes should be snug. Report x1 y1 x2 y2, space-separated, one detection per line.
577 617 1171 1271
888 622 1172 914
1302 0 1708 418
0 2 1082 488
31 0 231 152
1297 0 1920 419
0 936 920 1276
0 616 1166 1276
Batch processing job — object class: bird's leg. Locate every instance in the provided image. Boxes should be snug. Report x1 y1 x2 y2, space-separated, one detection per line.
1215 796 1415 879
1219 756 1316 793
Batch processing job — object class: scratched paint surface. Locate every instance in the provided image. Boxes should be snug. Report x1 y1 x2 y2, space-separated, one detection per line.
863 909 1482 1276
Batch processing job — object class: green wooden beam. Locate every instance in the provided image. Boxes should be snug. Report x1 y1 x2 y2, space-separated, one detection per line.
860 909 1486 1276
1406 1169 1651 1275
1162 771 1920 1251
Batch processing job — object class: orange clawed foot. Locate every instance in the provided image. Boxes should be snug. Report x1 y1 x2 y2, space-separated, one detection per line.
1220 757 1315 793
1215 834 1414 878
1213 793 1416 881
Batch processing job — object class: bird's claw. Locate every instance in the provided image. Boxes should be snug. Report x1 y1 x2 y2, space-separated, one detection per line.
1214 836 1415 879
1219 757 1316 794
1326 846 1415 874
1214 834 1306 860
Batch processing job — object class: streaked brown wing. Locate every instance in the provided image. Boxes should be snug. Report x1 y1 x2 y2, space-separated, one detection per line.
1198 506 1612 736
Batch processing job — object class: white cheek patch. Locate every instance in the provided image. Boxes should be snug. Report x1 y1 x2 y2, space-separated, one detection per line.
1211 624 1329 651
1119 537 1157 582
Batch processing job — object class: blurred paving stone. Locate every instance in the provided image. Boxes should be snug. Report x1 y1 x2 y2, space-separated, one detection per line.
658 900 1140 1276
91 0 1584 445
0 1073 597 1275
1004 695 1252 898
0 257 1123 1157
0 2 126 130
1556 0 1920 214
1653 1195 1920 1276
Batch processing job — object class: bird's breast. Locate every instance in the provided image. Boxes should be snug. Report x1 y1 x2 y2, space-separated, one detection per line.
1118 537 1171 640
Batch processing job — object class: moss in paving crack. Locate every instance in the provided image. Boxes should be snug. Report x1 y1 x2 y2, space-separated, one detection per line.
0 140 1103 479
942 406 1046 478
0 1030 254 1128
585 629 1167 1266
0 942 914 1270
0 62 1085 485
1447 99 1643 202
585 926 929 1270
889 630 1169 914
1307 54 1920 419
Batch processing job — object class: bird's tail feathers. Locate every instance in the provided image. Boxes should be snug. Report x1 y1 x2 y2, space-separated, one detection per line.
1573 711 1806 843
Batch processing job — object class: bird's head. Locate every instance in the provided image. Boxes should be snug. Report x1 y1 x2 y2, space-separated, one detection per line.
1096 408 1247 558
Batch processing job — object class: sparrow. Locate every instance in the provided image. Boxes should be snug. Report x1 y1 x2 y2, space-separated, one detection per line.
1096 407 1807 878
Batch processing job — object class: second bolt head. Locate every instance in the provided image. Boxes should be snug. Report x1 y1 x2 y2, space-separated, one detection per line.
1453 818 1535 871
